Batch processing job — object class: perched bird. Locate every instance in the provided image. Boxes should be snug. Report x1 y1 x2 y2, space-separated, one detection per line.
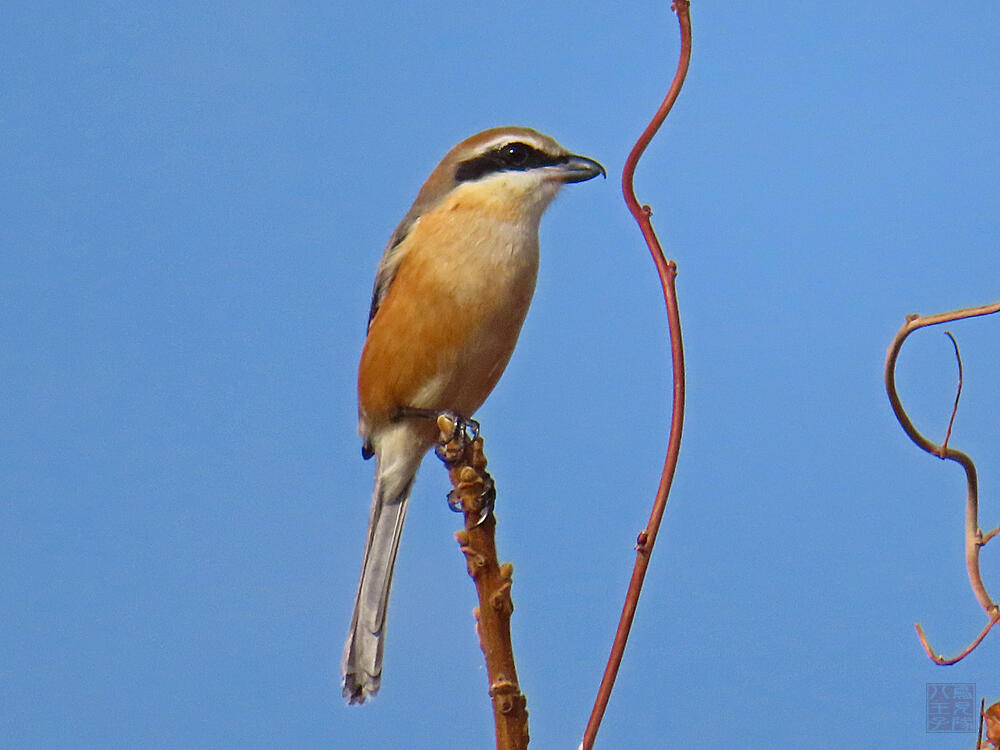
343 126 604 704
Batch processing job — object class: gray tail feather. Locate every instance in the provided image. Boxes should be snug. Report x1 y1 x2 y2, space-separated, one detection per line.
342 472 412 704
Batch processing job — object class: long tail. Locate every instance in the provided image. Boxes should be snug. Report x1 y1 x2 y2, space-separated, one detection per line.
342 438 421 703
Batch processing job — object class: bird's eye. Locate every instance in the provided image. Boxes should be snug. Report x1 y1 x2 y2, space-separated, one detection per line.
500 142 530 167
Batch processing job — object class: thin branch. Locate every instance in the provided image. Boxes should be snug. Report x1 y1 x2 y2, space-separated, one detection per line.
978 697 986 750
915 613 1000 666
436 416 528 750
581 3 691 750
940 331 962 455
884 299 1000 663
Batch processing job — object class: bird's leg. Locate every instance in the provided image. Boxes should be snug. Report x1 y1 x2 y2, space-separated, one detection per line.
390 405 441 423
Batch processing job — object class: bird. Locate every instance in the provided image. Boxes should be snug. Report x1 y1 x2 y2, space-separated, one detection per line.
343 126 604 704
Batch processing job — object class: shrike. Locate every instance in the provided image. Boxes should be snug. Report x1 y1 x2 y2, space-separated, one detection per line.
343 126 604 704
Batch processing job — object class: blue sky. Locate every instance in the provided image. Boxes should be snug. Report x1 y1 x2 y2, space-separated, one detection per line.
3 2 1000 748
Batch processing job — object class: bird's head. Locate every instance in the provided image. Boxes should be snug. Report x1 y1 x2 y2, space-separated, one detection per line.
406 126 605 225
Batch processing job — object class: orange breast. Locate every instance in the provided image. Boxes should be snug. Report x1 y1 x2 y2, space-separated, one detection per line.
358 198 539 435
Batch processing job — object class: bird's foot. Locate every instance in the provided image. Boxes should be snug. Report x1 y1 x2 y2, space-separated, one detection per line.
389 406 492 524
446 474 495 527
432 411 480 467
391 407 479 441
434 410 480 446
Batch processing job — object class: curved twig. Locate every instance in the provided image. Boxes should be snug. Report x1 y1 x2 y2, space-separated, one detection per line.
940 331 962 455
915 614 1000 666
884 300 1000 663
580 3 690 750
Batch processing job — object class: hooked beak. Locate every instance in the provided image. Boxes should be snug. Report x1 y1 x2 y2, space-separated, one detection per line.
557 154 606 183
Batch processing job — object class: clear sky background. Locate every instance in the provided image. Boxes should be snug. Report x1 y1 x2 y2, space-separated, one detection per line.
3 2 1000 748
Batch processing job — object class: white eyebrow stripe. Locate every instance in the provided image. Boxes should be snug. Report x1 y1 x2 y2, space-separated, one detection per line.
469 133 554 155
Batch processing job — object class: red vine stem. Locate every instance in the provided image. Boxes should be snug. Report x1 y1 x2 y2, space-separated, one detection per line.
580 3 691 749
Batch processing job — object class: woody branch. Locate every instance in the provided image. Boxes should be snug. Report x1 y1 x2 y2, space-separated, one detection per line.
436 415 528 750
884 300 1000 664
